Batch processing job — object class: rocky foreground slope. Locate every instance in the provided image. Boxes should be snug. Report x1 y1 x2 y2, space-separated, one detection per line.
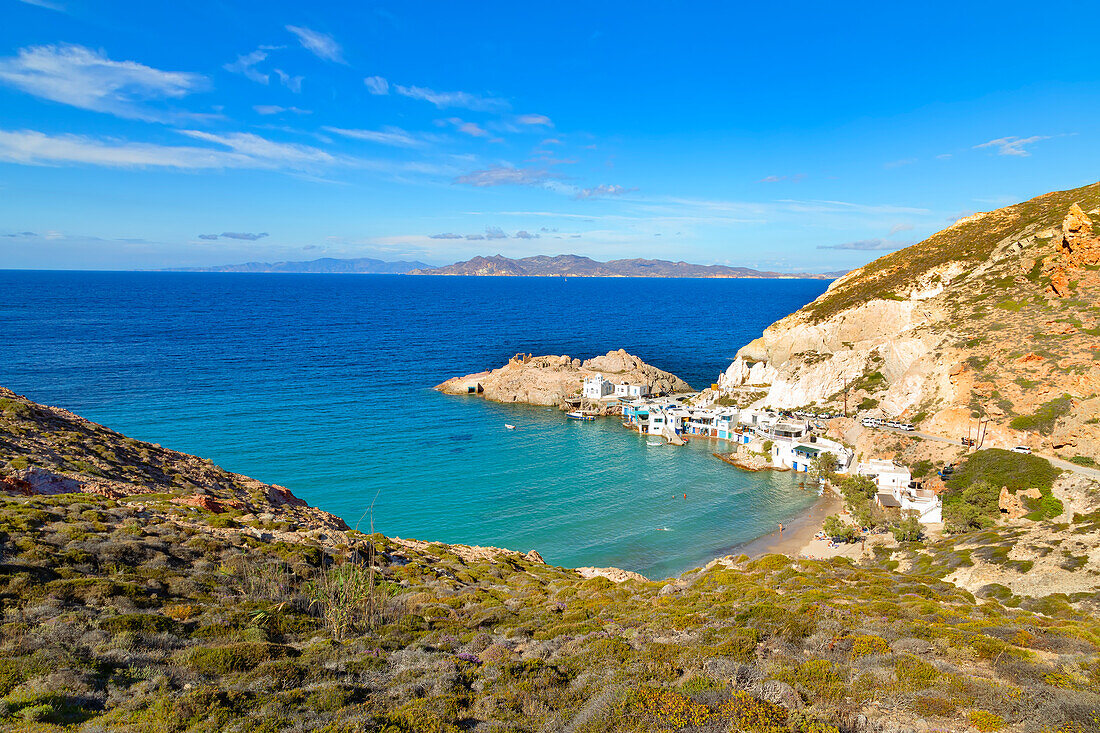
436 349 692 407
717 183 1100 461
2 388 1100 731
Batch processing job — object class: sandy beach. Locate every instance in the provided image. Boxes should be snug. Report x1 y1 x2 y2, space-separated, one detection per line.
731 484 891 562
734 489 844 558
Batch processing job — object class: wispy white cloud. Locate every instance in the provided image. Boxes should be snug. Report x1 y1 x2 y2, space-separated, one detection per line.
817 239 909 251
974 135 1050 157
0 127 464 185
758 173 806 183
0 128 340 173
454 165 556 187
515 113 552 126
274 69 302 93
440 117 491 138
198 232 269 241
887 222 913 235
394 83 509 112
775 199 929 215
224 49 270 85
253 105 310 115
17 0 65 11
0 44 206 122
364 75 389 95
324 125 433 148
574 183 635 200
177 130 335 167
884 158 916 169
0 129 253 169
286 25 344 63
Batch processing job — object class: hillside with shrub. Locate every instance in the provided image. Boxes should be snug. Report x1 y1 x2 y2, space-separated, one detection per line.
716 182 1100 463
2 388 1100 731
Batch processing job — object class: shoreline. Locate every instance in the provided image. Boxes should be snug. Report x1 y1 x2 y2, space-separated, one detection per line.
730 488 843 559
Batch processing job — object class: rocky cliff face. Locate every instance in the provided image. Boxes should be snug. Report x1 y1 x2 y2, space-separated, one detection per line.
716 182 1100 460
436 349 692 406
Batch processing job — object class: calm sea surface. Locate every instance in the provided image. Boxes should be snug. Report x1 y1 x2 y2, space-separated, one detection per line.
0 272 829 578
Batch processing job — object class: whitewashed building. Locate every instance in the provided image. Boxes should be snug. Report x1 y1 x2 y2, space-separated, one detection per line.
860 459 942 524
858 459 912 491
582 375 615 399
614 381 650 398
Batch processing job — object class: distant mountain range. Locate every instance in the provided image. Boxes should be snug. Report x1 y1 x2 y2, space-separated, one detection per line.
164 253 844 278
165 257 430 274
409 254 843 279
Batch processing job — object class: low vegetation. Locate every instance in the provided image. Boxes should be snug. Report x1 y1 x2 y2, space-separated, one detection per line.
1009 395 1074 436
0 491 1097 732
943 450 1063 531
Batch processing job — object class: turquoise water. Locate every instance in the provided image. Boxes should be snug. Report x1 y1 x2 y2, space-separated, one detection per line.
0 272 829 578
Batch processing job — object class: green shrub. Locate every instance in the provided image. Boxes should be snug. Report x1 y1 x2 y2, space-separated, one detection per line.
947 449 1059 494
99 613 181 634
913 695 955 717
822 515 859 543
895 655 940 690
968 710 1005 731
1009 395 1072 435
891 512 923 543
850 635 890 658
1069 455 1097 467
179 642 296 675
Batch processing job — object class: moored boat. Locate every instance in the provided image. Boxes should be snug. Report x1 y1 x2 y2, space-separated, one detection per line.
566 411 594 421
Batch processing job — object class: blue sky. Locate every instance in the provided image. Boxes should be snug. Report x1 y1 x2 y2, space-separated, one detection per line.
2 0 1098 271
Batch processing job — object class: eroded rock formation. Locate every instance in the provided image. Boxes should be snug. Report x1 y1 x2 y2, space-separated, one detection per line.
712 185 1100 459
435 348 692 406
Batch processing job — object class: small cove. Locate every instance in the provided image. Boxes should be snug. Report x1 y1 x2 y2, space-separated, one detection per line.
0 271 830 578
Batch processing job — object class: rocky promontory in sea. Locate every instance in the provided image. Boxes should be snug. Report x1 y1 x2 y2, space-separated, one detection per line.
434 348 692 408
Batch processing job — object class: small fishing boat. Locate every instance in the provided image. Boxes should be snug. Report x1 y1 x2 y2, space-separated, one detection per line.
504 424 516 430
646 440 663 446
566 411 594 421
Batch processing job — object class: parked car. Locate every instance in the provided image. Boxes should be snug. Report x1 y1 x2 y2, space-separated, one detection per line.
1012 445 1032 454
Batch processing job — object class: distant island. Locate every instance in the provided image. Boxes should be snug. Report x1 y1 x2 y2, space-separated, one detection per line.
163 253 844 278
164 256 431 274
411 254 845 278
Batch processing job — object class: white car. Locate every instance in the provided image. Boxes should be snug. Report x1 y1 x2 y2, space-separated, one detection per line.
1012 445 1032 454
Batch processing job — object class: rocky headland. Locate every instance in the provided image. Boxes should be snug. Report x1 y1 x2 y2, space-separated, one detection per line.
714 182 1100 464
409 253 844 279
435 348 692 408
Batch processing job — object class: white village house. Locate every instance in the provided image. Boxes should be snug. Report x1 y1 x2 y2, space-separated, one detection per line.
582 375 615 399
858 459 942 524
614 381 650 398
584 376 650 400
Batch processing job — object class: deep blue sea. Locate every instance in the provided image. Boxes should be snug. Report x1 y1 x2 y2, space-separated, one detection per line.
0 272 829 578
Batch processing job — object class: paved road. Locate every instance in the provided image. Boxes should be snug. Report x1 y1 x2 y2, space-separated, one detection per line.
873 426 1100 481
